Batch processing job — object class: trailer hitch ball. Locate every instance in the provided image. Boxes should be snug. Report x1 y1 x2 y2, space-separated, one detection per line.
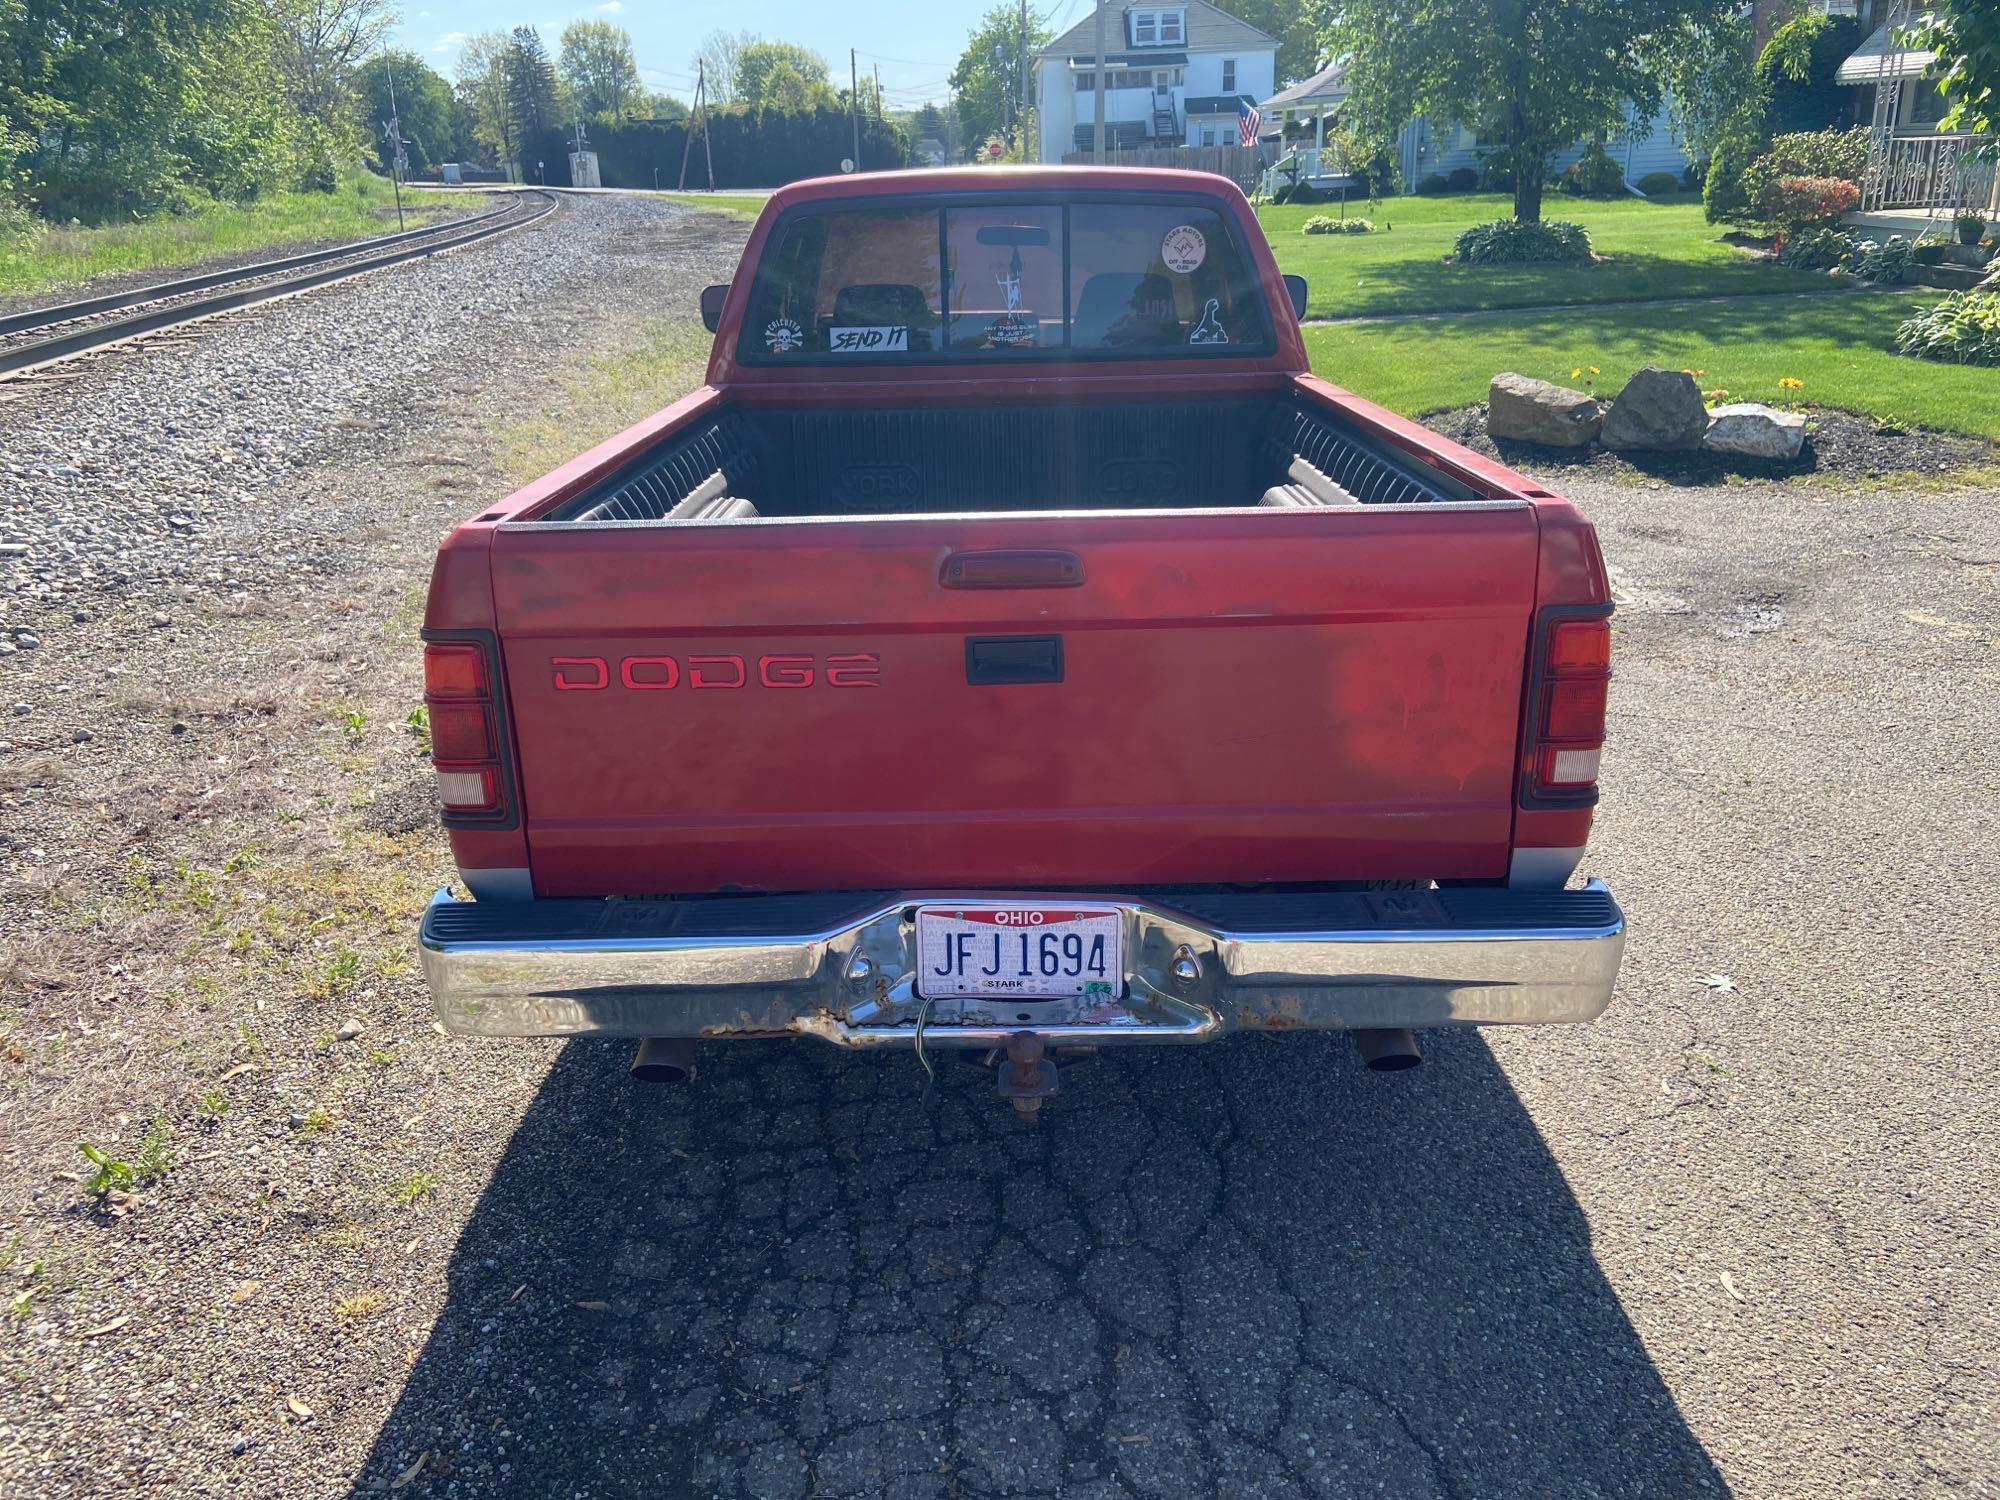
997 1030 1059 1120
1170 946 1202 986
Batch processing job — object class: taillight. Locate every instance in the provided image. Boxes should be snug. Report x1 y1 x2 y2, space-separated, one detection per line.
1527 613 1610 798
424 640 507 816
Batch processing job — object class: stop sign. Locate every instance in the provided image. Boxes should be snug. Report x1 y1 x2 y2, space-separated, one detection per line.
988 141 1004 160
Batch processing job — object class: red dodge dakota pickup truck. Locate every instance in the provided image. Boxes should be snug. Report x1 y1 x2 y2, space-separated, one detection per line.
417 167 1623 1101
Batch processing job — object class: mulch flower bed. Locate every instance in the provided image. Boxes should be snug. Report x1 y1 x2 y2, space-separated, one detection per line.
1422 405 1996 484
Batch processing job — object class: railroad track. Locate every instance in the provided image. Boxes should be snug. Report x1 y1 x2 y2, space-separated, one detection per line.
0 189 560 379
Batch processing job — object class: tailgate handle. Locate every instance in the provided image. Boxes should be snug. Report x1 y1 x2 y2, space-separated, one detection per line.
941 549 1084 589
966 635 1064 686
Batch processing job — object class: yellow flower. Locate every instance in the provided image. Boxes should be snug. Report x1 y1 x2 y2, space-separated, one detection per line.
1588 365 1600 376
1778 376 1805 390
1705 389 1729 401
1570 368 1583 379
1682 367 1706 377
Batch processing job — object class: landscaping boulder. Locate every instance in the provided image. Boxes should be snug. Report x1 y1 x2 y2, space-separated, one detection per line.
1486 372 1602 447
1601 367 1708 451
1703 402 1808 461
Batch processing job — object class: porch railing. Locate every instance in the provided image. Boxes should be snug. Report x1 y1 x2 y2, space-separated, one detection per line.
1862 132 2000 217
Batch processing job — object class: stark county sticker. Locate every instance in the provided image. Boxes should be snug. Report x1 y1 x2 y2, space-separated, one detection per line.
1160 225 1206 274
764 318 804 354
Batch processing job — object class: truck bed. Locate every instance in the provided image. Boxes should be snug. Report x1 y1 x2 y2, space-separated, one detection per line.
540 393 1474 522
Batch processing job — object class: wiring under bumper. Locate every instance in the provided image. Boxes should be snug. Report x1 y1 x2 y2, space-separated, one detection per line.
419 881 1626 1047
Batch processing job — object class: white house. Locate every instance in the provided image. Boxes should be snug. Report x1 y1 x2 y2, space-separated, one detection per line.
1034 2 1278 162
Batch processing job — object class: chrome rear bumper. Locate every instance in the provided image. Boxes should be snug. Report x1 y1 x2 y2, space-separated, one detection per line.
420 882 1625 1047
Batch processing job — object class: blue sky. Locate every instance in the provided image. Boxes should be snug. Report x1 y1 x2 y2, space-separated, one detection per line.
392 0 1096 110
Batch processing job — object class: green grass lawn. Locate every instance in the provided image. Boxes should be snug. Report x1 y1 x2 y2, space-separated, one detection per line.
654 193 769 219
0 172 482 300
1303 289 2000 440
1260 192 1836 320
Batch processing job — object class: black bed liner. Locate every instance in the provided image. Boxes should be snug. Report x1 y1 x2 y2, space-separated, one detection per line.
544 396 1472 522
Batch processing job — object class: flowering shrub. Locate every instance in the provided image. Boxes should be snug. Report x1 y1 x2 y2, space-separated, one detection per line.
1302 215 1375 235
1767 175 1859 227
1452 218 1592 264
1895 291 2000 366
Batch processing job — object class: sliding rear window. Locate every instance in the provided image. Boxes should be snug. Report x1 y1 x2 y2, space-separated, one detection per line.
739 198 1273 364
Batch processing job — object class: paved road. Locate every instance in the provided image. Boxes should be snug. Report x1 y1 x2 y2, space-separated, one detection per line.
353 473 1999 1496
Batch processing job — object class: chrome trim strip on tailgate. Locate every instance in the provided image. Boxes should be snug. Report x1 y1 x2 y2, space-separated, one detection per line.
420 882 1625 1046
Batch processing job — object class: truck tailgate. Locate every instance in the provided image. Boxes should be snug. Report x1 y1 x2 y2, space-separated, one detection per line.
489 506 1540 897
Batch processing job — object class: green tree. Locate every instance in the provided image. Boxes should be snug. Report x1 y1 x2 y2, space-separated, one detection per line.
503 25 562 155
270 0 395 190
950 4 1051 153
1213 0 1319 87
1325 0 1739 223
1907 2 2000 140
735 41 832 108
694 29 755 104
559 19 643 123
357 51 456 174
4 0 300 219
455 31 516 170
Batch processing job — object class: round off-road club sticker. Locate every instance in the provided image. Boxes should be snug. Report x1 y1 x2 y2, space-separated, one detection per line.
764 317 803 354
1160 225 1207 273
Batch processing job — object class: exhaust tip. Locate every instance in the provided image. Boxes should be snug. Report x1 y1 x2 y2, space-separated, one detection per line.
1352 1027 1422 1073
631 1036 697 1084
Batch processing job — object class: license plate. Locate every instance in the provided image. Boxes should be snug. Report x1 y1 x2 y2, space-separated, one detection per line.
915 904 1122 1000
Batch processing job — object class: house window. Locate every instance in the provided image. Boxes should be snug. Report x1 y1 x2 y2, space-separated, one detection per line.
1130 9 1184 47
1222 59 1236 93
1074 72 1094 91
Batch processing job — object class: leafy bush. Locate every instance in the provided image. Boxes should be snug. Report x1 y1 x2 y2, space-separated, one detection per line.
1415 172 1451 195
1452 218 1593 264
1777 226 1854 270
1303 215 1375 234
1563 143 1626 198
1768 175 1860 227
1895 291 2000 365
1850 235 1915 284
1446 166 1479 191
1703 132 1763 225
1636 170 1682 196
1711 126 1872 230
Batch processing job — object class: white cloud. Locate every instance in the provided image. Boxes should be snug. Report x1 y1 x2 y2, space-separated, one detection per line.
598 1 623 11
430 29 467 54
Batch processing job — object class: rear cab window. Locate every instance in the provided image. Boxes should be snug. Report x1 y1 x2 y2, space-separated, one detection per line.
741 197 1273 363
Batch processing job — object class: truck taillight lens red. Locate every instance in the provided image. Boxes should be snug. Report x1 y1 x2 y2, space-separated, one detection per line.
423 637 509 817
424 643 487 699
1526 613 1610 800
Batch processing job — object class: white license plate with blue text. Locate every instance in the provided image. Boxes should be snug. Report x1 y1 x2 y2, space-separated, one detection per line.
915 905 1123 1000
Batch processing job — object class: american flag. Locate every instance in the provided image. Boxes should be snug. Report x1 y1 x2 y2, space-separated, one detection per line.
1238 97 1261 146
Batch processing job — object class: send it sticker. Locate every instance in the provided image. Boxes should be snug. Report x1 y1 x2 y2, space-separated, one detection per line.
829 325 909 353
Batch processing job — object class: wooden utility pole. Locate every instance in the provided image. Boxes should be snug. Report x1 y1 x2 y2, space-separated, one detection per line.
850 49 862 168
874 63 883 122
677 58 715 192
1092 0 1106 161
1018 0 1029 157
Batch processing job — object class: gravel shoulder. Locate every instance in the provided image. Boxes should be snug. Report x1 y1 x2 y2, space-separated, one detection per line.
2 199 1997 1499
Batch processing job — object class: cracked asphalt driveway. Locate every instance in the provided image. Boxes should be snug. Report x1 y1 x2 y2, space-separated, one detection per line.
353 467 2000 1500
361 1037 1719 1499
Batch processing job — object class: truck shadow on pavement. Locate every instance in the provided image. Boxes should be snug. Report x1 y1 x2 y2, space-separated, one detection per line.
351 1030 1727 1498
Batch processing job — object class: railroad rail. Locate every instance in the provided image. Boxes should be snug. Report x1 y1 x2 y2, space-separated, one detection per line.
0 189 559 379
